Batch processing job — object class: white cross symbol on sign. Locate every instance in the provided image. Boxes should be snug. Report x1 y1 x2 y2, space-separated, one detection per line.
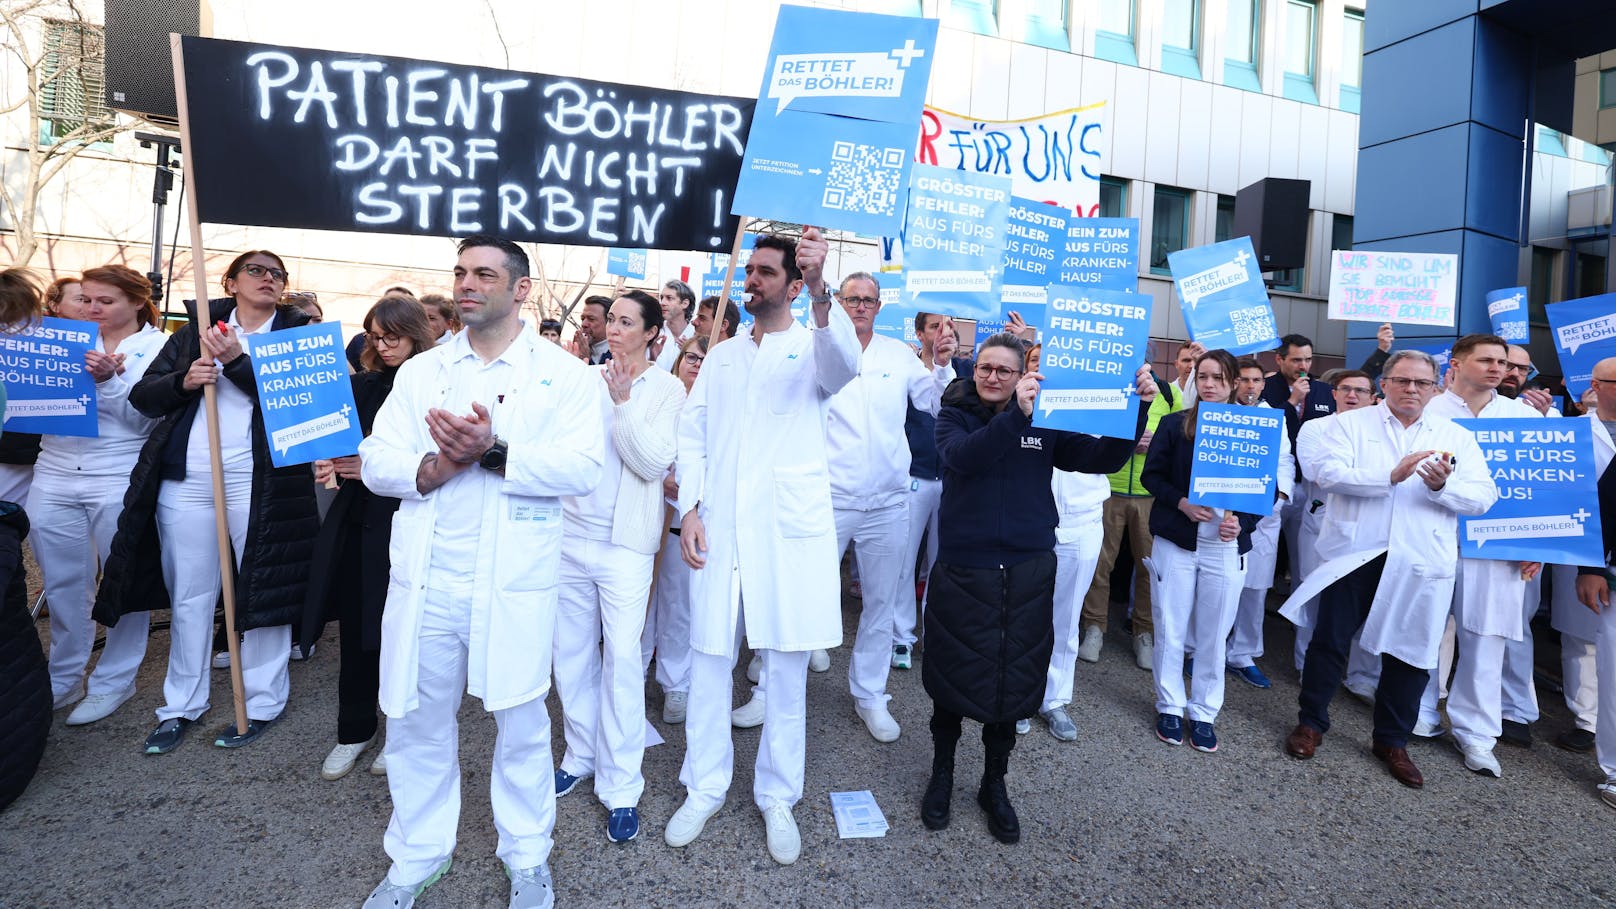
1574 508 1592 522
1123 383 1137 396
1260 474 1272 487
339 404 352 419
78 394 91 406
890 39 925 68
1232 249 1251 271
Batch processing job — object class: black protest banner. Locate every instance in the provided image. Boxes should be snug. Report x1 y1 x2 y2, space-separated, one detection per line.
180 36 755 252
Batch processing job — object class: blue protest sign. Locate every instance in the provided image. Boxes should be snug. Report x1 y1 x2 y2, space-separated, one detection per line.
973 315 1008 349
0 317 99 437
899 164 1011 322
1455 417 1605 566
1187 402 1283 512
1406 340 1453 378
1486 286 1528 344
871 279 916 345
1061 218 1139 290
1032 287 1152 439
1546 293 1616 399
1167 237 1279 356
734 7 938 237
708 234 755 273
249 322 363 466
1003 197 1069 335
701 273 744 304
606 248 648 280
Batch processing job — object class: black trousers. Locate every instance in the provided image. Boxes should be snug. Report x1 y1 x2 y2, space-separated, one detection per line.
930 706 1016 761
1297 554 1430 749
334 533 381 745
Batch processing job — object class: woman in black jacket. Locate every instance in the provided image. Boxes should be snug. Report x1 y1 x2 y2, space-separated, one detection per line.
922 333 1155 843
94 250 319 755
304 295 435 781
1140 348 1263 755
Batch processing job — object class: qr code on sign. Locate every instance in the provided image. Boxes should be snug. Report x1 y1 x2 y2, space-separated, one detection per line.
1229 305 1276 348
822 142 905 218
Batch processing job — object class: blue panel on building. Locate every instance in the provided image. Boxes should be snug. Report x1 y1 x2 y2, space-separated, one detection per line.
1355 127 1471 241
1470 19 1531 137
1363 0 1480 53
1359 19 1476 148
1465 123 1524 242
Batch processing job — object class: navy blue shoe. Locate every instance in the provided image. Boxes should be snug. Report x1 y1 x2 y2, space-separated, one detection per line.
607 807 640 843
213 716 277 749
554 768 589 797
1189 720 1219 753
1184 658 1194 678
1229 663 1272 689
1155 713 1183 746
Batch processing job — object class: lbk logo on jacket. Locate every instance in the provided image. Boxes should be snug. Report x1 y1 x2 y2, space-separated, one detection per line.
1021 435 1044 450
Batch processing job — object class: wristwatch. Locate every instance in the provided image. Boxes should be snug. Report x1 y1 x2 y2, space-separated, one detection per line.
811 290 833 305
478 437 509 472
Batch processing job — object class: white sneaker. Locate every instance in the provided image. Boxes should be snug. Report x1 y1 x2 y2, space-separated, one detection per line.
732 692 765 728
290 642 315 662
664 798 723 847
1455 738 1502 778
65 686 134 725
369 748 388 776
809 649 831 672
1077 624 1103 663
762 804 801 865
856 704 901 743
746 653 762 684
1412 718 1448 739
663 690 688 725
51 680 86 712
1598 781 1616 810
211 651 231 670
321 736 373 780
1133 632 1154 671
1015 718 1031 735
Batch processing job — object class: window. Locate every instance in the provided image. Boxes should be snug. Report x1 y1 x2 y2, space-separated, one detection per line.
1215 194 1236 243
1095 0 1138 65
1161 0 1201 79
1150 186 1192 275
1340 10 1364 112
39 19 113 143
944 0 998 36
1099 177 1129 218
1000 0 1069 51
1602 68 1616 109
1283 0 1318 104
1223 0 1260 92
1331 214 1353 253
1576 252 1607 299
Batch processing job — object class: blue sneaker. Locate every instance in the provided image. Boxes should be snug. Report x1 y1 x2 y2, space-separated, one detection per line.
1184 658 1194 678
1155 713 1183 746
554 768 589 797
607 807 640 843
1189 720 1219 753
1229 664 1272 689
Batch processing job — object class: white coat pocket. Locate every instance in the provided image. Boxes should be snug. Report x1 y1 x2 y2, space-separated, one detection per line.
772 464 833 540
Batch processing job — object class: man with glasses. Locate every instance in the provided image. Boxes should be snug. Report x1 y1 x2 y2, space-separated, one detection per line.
1287 350 1496 789
1411 335 1544 776
1572 358 1616 808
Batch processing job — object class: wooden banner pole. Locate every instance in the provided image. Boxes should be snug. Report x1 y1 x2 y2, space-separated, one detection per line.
705 220 749 352
170 33 250 739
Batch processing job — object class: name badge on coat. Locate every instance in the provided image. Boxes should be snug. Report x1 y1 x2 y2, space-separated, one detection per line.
509 501 561 523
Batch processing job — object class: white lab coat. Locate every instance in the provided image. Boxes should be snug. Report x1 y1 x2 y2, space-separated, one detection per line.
1551 413 1616 643
361 330 605 716
1426 389 1542 639
826 333 950 510
1296 402 1497 669
676 305 861 654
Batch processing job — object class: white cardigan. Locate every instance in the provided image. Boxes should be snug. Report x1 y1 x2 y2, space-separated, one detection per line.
609 365 687 554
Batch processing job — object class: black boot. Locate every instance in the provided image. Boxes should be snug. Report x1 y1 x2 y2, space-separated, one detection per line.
921 738 955 830
978 732 1020 844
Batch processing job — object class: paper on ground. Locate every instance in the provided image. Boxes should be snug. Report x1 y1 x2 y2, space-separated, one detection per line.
830 790 889 839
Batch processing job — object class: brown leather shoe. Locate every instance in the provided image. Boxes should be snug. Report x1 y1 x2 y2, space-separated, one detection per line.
1372 743 1424 789
1285 724 1322 759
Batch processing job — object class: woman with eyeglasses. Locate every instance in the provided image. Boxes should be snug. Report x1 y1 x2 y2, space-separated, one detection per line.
921 333 1154 843
36 266 168 725
641 335 707 725
1140 349 1265 754
95 250 320 755
552 289 685 844
299 295 437 781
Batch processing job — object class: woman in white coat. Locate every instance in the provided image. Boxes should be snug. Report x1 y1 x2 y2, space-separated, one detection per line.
553 289 685 845
641 335 707 725
1140 349 1264 754
39 265 167 724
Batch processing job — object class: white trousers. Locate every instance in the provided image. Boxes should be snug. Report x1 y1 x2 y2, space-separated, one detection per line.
680 617 810 812
154 469 288 722
835 504 906 709
1418 584 1506 748
1563 633 1598 732
1147 534 1244 723
384 587 554 885
553 537 653 809
35 472 148 699
1291 500 1323 672
1227 510 1281 668
1499 575 1541 724
1597 591 1616 782
0 462 33 507
1344 629 1382 694
641 529 693 695
893 478 941 648
1044 514 1103 711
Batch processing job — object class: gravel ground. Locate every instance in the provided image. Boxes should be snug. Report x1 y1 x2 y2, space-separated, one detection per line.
7 579 1616 909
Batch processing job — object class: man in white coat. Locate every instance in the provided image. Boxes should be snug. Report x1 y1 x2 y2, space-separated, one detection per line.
1414 334 1542 777
1573 356 1616 809
1284 350 1496 789
359 236 604 909
669 229 860 865
1224 357 1294 689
